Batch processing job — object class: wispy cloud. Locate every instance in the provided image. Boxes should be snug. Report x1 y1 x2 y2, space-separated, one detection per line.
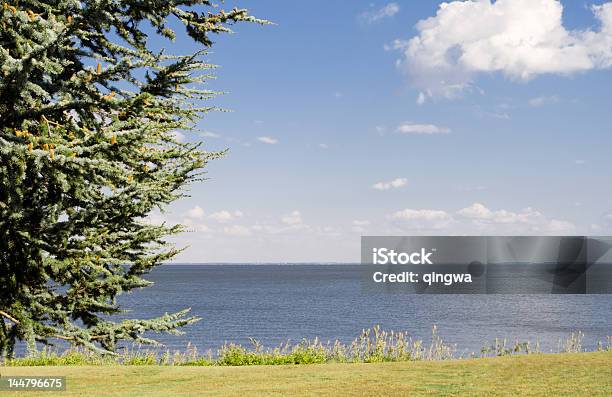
200 131 220 138
223 225 251 237
384 39 409 52
396 123 450 134
529 96 559 107
257 136 278 145
372 177 407 191
171 131 185 142
281 210 303 225
389 209 452 230
361 3 400 24
416 92 426 105
187 206 205 219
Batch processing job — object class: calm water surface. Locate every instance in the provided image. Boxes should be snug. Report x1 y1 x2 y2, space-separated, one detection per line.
113 264 612 354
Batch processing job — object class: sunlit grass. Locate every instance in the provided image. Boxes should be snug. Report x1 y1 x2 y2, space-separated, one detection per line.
2 352 611 397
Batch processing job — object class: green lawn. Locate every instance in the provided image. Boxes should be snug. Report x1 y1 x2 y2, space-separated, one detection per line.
1 352 611 396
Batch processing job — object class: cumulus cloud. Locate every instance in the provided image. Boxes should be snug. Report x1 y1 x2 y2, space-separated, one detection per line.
361 3 400 24
391 209 451 221
396 123 450 134
397 0 612 100
187 205 205 219
457 202 543 224
209 210 243 223
456 202 492 219
388 202 575 234
456 203 575 233
390 208 453 230
183 218 212 233
281 210 303 226
372 177 408 191
257 136 278 145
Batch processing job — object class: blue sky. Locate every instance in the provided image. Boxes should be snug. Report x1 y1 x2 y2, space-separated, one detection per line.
151 1 612 262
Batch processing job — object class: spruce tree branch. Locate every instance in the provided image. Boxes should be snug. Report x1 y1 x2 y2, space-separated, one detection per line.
0 310 19 324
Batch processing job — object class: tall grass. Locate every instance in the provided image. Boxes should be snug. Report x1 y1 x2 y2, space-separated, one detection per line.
2 326 610 367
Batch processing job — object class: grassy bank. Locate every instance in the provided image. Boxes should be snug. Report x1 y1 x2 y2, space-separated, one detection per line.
4 326 609 367
1 352 611 396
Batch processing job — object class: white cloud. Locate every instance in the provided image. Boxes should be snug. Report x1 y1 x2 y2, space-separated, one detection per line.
187 205 205 219
351 220 370 233
488 111 511 120
390 208 452 230
457 202 543 224
372 177 408 191
391 209 450 221
396 123 450 134
209 210 242 223
543 219 575 233
183 219 212 233
398 0 612 99
318 225 343 238
257 136 278 145
361 3 400 24
282 210 303 225
319 143 329 149
457 202 492 219
528 95 559 107
171 131 185 142
606 214 612 221
223 225 251 237
387 202 576 234
384 39 409 51
455 203 576 233
200 131 220 138
575 159 586 165
416 92 426 105
143 210 170 226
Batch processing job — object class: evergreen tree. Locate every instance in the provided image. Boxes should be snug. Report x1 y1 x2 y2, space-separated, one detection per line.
0 0 265 358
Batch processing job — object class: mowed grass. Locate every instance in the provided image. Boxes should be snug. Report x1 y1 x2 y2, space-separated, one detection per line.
2 352 611 396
